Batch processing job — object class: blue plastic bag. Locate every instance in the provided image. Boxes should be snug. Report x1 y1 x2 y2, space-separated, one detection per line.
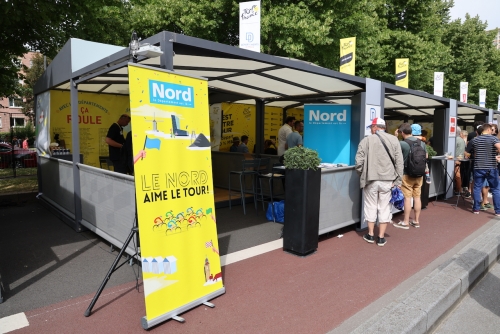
390 186 404 211
266 200 285 223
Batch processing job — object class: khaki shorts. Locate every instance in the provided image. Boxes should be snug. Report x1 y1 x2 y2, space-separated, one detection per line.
363 180 393 223
401 175 423 198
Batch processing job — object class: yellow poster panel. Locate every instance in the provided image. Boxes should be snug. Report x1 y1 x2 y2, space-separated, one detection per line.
340 37 356 76
286 108 304 121
49 91 130 167
218 103 256 152
263 106 282 142
386 120 433 143
395 58 409 88
128 64 224 323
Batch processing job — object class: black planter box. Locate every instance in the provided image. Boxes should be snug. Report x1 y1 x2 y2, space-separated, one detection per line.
283 168 321 256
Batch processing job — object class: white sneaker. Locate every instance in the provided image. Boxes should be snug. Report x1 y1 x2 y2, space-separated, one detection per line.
393 221 410 230
488 192 493 198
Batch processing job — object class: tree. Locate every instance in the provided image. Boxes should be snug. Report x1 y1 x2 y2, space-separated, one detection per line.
0 55 22 99
16 54 51 123
442 15 500 108
128 0 239 46
127 0 387 74
0 0 131 97
371 0 453 91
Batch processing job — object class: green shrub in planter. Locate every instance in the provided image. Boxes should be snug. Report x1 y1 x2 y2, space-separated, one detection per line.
282 146 322 256
283 146 321 170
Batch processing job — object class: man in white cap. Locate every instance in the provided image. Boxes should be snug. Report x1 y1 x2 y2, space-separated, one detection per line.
355 118 404 246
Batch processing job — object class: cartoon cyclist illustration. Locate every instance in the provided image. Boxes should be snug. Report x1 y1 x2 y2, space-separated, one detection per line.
153 216 165 230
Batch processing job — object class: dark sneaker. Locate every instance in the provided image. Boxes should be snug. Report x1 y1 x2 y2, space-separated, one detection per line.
480 205 489 211
484 203 494 209
377 237 387 246
363 234 374 244
463 191 471 199
454 191 460 196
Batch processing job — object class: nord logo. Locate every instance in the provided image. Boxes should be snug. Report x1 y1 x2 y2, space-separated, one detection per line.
309 109 347 122
149 80 194 108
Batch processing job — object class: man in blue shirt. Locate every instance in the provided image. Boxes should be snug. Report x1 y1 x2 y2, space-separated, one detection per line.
465 123 500 215
237 135 250 153
286 120 303 149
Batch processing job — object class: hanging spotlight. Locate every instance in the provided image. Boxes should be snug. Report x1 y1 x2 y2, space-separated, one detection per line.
130 31 140 63
129 31 163 62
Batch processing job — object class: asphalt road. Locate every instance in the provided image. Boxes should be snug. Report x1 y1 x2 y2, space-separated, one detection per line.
433 259 500 333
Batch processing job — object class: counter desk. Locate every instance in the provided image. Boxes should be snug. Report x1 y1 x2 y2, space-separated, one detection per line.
318 166 361 235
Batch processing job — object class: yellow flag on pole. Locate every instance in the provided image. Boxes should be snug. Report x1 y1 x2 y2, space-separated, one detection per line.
395 58 409 88
339 37 356 75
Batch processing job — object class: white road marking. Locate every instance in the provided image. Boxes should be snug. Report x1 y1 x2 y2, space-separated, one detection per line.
0 312 29 333
0 241 282 332
220 239 283 266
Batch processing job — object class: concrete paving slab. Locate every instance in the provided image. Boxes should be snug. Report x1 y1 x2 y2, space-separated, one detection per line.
351 220 500 334
352 304 427 334
433 259 500 333
401 271 461 329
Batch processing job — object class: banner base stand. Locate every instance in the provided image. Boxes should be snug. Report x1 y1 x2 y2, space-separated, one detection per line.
141 287 226 330
172 316 185 323
203 301 215 308
84 226 139 317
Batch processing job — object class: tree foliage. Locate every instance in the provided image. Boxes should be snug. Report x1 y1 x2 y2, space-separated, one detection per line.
442 15 500 106
0 0 131 97
3 0 500 109
16 54 52 123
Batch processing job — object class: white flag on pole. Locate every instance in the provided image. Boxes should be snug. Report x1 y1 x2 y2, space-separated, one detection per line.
459 82 468 103
433 72 444 97
239 1 261 52
479 89 486 108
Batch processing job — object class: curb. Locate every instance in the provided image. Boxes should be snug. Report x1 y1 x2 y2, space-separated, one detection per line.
351 220 500 333
0 191 38 204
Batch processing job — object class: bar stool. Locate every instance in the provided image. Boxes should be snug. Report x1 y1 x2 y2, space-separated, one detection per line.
256 162 285 222
254 158 270 211
228 159 261 214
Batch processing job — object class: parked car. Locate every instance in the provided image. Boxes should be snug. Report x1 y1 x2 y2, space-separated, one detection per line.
0 143 38 168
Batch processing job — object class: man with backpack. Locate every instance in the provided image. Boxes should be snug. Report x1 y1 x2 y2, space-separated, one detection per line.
393 123 427 229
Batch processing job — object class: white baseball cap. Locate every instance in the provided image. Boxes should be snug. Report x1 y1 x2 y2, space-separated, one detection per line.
366 117 386 129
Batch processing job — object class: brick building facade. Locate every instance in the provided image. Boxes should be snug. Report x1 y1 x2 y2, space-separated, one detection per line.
0 52 39 133
493 28 500 50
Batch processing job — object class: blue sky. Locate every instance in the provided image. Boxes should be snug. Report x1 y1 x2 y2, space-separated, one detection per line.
449 0 500 29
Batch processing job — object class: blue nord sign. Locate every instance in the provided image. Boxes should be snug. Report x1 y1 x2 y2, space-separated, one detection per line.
149 80 194 108
303 104 351 164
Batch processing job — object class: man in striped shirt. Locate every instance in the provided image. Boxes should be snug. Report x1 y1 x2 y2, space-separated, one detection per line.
465 123 500 215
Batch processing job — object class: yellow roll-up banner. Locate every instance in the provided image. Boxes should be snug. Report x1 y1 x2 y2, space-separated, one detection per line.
128 64 224 324
49 90 130 167
395 58 409 88
340 37 356 75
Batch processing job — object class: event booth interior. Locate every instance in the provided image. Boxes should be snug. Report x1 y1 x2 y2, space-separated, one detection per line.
33 31 494 256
